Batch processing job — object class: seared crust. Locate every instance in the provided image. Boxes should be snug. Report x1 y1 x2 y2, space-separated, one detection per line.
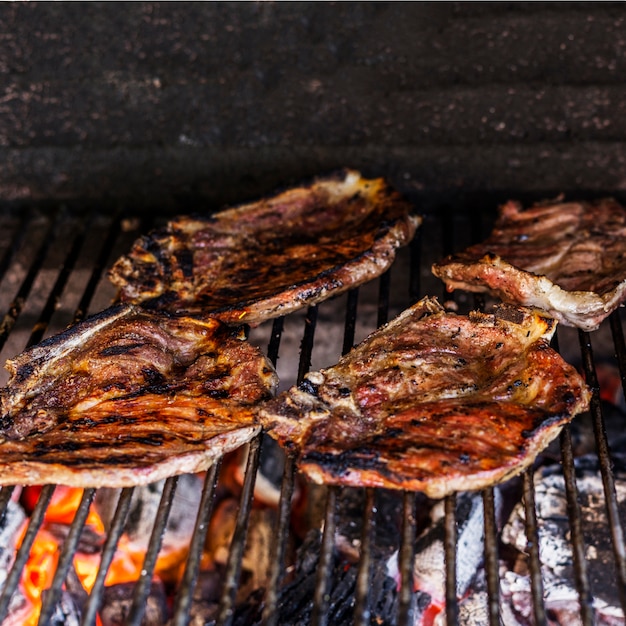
108 169 420 325
432 198 626 331
0 305 278 487
259 297 590 498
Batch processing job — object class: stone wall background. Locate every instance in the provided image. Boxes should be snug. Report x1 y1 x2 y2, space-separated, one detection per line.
1 2 626 211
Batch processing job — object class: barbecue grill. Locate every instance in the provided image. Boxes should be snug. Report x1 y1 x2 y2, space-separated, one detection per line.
1 3 626 625
0 199 622 626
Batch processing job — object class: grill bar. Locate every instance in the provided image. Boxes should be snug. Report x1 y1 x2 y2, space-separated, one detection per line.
0 203 622 625
0 212 31 295
127 475 179 626
444 494 458 626
522 469 547 626
559 424 594 625
579 329 626 617
481 487 500 626
0 484 55 624
353 487 376 626
38 488 96 625
171 459 222 626
80 486 135 626
397 491 417 625
217 434 262 626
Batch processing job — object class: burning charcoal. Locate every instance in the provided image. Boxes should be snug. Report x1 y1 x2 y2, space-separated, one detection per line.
275 529 398 626
95 474 202 542
100 580 168 626
185 565 222 625
0 498 31 621
0 499 26 582
94 474 202 582
458 591 490 626
499 569 598 626
205 498 276 601
184 566 265 626
386 490 503 625
501 454 626 625
234 436 288 508
45 521 104 554
40 589 81 626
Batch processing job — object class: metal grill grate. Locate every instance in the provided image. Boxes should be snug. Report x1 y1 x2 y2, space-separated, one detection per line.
0 201 622 626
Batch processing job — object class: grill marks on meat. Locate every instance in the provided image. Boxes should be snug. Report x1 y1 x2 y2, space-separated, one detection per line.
0 305 278 487
432 198 626 331
108 169 420 325
259 297 590 499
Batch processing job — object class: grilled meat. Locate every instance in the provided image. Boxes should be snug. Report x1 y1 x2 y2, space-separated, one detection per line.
259 297 590 499
432 198 626 331
0 305 278 487
108 169 420 325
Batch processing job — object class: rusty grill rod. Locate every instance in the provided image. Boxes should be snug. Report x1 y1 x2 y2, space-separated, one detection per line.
127 475 179 626
0 485 55 623
217 434 262 626
171 459 222 626
80 486 135 626
444 493 458 626
72 211 126 325
260 314 293 626
580 326 626 617
38 488 96 625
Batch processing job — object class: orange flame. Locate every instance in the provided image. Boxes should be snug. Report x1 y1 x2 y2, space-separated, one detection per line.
17 486 191 625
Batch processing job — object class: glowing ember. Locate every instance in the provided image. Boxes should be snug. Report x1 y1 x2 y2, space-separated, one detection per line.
16 486 191 625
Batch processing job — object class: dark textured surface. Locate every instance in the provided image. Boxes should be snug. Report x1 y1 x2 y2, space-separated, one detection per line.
1 2 626 210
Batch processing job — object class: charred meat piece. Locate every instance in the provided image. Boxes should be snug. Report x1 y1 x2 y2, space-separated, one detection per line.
432 198 626 331
108 169 420 325
0 305 278 487
259 297 590 499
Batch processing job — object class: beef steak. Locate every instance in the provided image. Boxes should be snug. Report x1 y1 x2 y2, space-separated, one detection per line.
108 169 420 325
259 297 590 498
432 197 626 331
0 305 278 487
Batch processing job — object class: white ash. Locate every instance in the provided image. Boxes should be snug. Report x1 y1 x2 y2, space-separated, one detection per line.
94 474 202 555
387 489 503 615
40 590 81 626
0 499 30 622
501 455 626 625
